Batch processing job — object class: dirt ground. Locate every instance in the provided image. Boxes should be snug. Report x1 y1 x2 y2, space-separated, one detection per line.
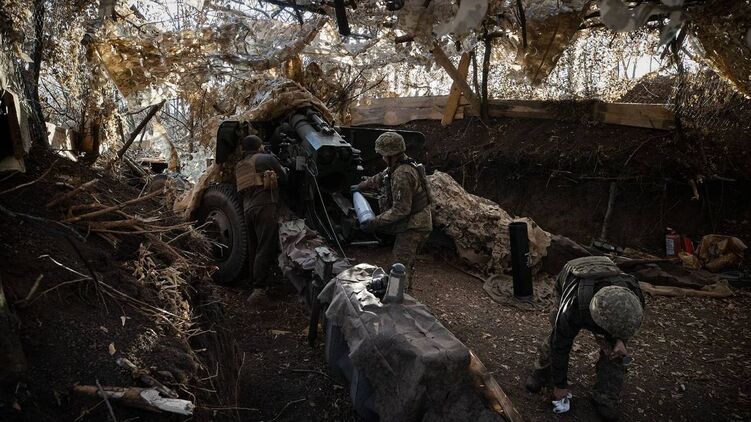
215 283 357 422
2 112 749 422
205 242 751 422
345 246 751 422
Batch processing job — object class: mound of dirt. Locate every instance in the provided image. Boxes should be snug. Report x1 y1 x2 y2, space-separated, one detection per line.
0 148 235 421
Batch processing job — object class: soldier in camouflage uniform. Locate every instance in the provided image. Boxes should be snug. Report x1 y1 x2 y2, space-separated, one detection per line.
353 132 433 289
525 256 645 421
235 135 288 305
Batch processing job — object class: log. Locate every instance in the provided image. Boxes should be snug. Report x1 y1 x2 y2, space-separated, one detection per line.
432 43 482 116
72 385 194 415
116 357 178 398
441 53 471 126
46 178 99 208
0 275 28 381
468 350 524 422
116 101 165 161
638 281 733 298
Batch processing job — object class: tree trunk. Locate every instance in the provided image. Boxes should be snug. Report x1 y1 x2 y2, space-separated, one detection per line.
471 50 480 99
481 35 492 120
21 0 47 145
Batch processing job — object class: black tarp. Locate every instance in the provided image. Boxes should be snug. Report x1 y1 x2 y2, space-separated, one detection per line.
319 264 503 422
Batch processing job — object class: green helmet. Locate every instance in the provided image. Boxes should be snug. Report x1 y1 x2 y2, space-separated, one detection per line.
374 132 406 157
589 286 643 340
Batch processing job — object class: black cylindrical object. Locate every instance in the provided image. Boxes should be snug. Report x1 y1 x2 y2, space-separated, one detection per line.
509 222 533 298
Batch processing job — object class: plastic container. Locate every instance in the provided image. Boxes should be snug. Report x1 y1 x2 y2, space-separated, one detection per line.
382 263 406 304
353 191 375 224
665 228 681 257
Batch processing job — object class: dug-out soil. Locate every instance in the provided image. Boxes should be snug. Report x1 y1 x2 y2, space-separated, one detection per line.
398 116 750 260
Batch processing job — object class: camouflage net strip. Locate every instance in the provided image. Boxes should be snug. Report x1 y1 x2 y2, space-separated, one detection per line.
429 171 551 274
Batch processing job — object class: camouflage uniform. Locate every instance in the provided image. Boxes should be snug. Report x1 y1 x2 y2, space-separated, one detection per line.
358 132 432 288
528 256 644 420
236 150 287 290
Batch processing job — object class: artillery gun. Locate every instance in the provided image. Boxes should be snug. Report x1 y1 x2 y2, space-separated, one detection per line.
188 93 424 284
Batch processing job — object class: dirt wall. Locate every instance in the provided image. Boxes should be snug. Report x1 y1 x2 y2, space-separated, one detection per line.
390 117 751 259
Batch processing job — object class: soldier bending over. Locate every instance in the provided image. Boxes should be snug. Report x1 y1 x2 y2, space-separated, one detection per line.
526 256 644 421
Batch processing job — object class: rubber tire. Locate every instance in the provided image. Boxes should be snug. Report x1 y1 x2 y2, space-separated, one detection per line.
196 184 248 284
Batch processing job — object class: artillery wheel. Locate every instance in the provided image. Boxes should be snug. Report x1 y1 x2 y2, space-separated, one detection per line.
196 184 248 284
148 174 187 193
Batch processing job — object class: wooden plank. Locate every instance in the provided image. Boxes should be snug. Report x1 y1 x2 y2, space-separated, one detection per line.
595 102 675 130
441 53 472 126
432 43 483 115
351 96 469 126
351 97 675 131
468 350 524 422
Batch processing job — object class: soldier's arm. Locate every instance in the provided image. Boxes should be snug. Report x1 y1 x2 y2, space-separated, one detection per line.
550 309 581 389
371 169 416 228
268 156 288 184
358 169 386 191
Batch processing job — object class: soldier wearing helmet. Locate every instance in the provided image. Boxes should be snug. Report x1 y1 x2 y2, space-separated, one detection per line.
525 256 644 421
352 131 433 289
236 135 288 306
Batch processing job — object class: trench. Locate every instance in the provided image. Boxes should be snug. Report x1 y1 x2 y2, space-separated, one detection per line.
187 116 751 422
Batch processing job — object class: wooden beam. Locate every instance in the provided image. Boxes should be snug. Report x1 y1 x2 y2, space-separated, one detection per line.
351 97 675 130
432 43 482 116
468 350 524 422
350 96 468 126
116 101 165 161
441 53 471 126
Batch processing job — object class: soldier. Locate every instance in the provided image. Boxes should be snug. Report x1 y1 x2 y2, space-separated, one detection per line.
352 132 433 289
525 256 645 421
235 135 287 305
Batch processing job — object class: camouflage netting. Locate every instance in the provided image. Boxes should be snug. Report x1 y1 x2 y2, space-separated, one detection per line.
1 0 750 181
174 77 332 218
689 1 751 98
93 12 327 106
428 171 551 274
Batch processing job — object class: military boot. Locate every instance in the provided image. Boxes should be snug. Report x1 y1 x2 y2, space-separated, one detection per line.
525 367 551 393
591 394 620 421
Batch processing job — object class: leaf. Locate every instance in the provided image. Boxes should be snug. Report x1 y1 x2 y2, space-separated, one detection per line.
108 342 116 355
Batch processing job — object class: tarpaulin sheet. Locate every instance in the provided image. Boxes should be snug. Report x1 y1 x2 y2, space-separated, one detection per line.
277 218 350 294
319 264 502 422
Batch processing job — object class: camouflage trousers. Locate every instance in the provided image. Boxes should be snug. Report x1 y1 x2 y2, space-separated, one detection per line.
243 199 279 290
534 333 626 418
391 229 429 290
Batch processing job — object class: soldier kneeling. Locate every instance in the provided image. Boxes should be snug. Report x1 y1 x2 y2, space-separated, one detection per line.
526 256 644 421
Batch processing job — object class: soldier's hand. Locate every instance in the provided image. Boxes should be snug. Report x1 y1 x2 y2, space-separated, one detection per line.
612 339 627 359
551 389 572 414
552 387 570 401
350 184 360 194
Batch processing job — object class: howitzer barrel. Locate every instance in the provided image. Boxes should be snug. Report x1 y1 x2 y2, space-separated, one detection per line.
289 113 353 177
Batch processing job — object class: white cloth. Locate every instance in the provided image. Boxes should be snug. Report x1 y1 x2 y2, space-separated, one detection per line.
552 392 573 414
